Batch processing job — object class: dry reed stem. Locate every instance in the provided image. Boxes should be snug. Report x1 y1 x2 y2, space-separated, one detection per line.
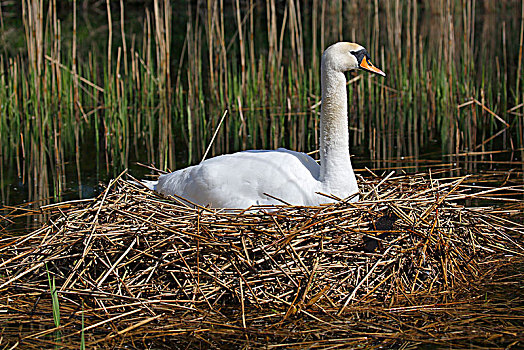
0 171 522 348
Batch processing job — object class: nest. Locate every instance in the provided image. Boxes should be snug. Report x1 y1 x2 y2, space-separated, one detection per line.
1 171 523 348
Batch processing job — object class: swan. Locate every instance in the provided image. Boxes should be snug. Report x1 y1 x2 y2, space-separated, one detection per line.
142 42 385 208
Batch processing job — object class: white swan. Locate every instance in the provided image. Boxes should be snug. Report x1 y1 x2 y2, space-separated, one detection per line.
144 42 385 208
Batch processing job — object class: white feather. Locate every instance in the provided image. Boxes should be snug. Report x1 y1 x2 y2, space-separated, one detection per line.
146 42 385 208
157 149 323 207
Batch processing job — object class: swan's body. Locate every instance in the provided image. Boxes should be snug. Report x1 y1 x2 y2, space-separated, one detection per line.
155 149 322 207
146 42 385 208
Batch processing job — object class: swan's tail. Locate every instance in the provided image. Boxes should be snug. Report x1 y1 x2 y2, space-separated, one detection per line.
128 180 158 191
141 180 158 191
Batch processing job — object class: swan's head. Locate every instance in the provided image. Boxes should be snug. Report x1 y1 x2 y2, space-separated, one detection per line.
322 42 385 77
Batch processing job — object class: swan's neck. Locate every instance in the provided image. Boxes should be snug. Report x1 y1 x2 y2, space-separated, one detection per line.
319 67 357 195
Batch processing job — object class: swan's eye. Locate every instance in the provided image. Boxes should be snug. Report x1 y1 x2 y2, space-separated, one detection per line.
350 49 366 64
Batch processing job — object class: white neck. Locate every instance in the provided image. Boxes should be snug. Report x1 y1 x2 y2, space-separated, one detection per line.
319 64 358 196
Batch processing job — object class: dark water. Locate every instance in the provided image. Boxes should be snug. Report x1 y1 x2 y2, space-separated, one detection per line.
1 114 521 214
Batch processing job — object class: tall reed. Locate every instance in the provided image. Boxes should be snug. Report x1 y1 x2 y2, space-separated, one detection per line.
0 0 522 205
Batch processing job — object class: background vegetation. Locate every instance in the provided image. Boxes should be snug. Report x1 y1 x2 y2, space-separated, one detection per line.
0 0 522 204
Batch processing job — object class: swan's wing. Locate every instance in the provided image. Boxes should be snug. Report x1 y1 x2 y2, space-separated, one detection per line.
156 149 322 207
275 148 320 178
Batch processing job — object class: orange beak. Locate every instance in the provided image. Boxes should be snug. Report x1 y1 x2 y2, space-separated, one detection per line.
359 56 386 77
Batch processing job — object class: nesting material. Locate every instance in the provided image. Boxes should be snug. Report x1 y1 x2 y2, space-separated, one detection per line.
0 171 522 348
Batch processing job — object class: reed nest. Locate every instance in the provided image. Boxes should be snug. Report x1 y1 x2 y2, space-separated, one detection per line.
1 171 523 348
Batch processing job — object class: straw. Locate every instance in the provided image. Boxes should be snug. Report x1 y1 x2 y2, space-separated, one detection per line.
0 170 522 348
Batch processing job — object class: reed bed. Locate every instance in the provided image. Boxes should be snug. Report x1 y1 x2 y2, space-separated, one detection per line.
0 171 522 348
1 0 523 205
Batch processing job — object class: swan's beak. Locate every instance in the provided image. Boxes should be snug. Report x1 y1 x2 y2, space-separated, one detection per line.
359 56 386 77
